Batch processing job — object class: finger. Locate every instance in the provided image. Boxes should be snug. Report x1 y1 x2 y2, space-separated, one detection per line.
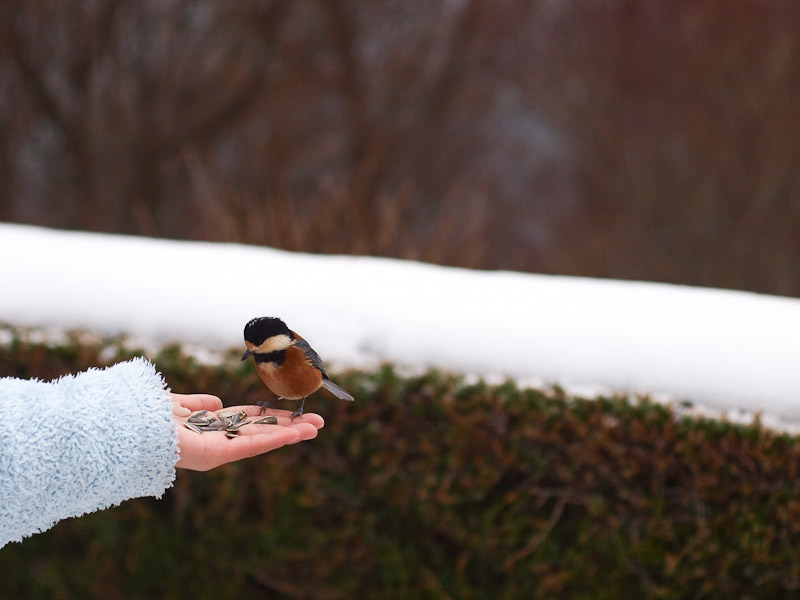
237 421 320 440
223 405 325 429
173 394 224 412
215 426 314 461
285 422 319 443
172 405 191 417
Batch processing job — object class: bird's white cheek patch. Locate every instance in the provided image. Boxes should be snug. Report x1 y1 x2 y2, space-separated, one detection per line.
251 334 293 354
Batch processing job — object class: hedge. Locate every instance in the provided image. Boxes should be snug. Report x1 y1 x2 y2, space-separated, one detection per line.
1 325 799 599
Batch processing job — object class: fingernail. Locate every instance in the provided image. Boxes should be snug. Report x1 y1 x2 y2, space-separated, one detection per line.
173 405 191 417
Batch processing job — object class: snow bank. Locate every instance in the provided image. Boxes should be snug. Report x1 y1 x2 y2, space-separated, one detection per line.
1 223 798 422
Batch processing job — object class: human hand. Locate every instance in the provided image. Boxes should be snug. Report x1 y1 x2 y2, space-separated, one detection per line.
171 393 324 471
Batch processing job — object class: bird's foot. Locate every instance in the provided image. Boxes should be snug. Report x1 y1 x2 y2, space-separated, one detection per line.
257 397 281 415
290 397 307 421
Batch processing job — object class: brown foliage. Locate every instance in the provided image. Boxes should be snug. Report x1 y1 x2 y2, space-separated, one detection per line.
529 2 800 295
2 1 800 295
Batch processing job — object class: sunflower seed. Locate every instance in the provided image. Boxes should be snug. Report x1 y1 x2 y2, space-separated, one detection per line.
205 420 228 431
189 410 208 419
189 416 215 425
254 416 278 425
225 431 240 439
184 421 203 434
227 419 252 432
229 411 248 426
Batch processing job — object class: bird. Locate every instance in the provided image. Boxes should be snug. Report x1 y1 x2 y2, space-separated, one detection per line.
241 317 354 419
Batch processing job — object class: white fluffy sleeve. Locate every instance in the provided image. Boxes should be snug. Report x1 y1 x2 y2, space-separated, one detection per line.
0 358 179 547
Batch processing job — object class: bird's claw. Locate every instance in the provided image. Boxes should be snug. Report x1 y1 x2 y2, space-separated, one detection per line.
290 397 307 421
257 397 282 415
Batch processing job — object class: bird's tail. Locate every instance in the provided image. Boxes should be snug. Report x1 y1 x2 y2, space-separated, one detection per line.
322 379 355 402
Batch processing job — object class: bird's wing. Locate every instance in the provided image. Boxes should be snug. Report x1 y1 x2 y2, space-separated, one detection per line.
293 337 329 379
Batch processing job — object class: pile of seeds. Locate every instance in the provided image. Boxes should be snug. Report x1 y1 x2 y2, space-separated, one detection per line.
183 409 278 438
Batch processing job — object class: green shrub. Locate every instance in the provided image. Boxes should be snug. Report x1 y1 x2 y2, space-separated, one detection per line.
1 325 799 599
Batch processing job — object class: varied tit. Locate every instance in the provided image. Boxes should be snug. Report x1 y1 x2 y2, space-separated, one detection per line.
241 317 354 419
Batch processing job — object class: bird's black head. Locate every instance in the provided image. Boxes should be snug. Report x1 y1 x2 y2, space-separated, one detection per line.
243 316 292 345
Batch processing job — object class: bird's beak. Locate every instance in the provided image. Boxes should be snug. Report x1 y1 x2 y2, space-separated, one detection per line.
241 349 252 361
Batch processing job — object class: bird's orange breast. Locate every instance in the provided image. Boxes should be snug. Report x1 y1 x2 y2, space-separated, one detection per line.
255 345 323 399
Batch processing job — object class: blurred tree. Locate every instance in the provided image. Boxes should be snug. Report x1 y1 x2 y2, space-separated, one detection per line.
527 1 800 295
0 0 271 234
1 0 799 296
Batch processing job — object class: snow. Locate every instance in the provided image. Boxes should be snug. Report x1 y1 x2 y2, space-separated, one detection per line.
1 222 799 428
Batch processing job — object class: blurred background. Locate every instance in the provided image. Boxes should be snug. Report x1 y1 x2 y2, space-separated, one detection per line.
1 0 799 297
4 4 800 597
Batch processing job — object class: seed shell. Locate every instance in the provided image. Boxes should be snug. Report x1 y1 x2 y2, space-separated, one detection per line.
189 416 215 425
184 421 203 434
230 411 248 426
227 419 252 432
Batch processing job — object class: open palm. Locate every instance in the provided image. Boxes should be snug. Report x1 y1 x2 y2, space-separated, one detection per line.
172 394 324 471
